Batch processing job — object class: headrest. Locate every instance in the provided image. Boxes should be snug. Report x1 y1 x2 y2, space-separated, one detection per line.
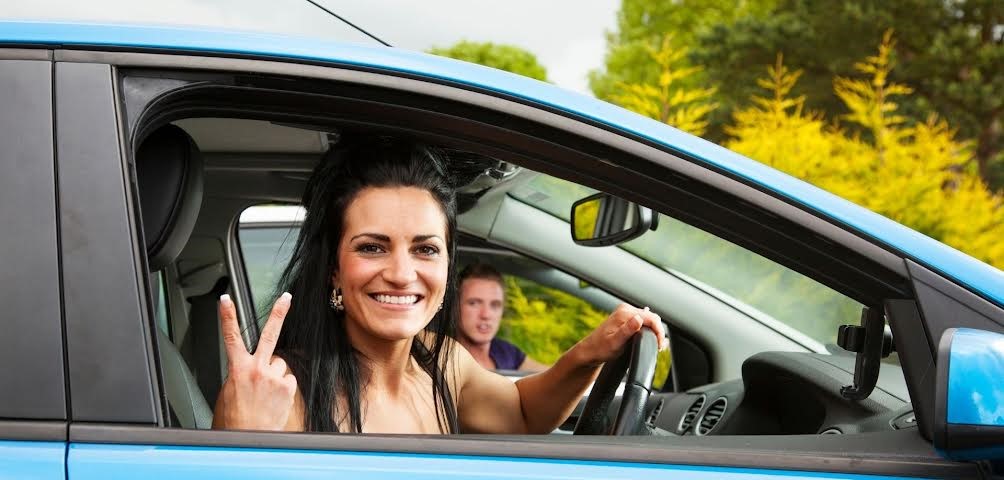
136 125 204 271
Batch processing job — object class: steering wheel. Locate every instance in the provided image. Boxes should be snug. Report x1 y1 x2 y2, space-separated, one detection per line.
573 328 659 435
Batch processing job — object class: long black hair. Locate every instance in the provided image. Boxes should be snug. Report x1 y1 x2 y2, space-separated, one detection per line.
273 135 459 433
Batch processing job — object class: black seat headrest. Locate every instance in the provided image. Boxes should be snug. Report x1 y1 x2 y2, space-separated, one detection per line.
137 124 204 271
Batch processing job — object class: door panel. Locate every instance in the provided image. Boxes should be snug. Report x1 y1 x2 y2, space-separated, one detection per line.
68 443 927 480
0 442 65 480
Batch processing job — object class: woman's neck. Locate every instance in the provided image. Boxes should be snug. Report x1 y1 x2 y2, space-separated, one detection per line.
344 320 419 395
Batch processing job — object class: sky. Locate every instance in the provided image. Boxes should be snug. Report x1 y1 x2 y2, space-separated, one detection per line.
323 1 621 95
4 0 621 96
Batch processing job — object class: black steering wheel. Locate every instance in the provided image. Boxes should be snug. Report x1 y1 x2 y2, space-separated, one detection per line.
573 328 659 435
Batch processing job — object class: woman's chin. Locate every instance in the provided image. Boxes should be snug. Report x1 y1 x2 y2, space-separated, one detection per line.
366 319 432 342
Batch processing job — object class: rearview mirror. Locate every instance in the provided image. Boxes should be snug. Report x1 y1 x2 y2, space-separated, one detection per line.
933 328 1004 462
570 192 657 247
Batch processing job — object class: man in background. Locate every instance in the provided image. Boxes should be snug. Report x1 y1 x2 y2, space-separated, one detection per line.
456 263 546 372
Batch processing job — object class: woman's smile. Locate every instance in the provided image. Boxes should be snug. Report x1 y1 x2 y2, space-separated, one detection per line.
370 292 424 308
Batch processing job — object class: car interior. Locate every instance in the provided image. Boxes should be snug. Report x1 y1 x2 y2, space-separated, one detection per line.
122 65 919 442
137 113 913 438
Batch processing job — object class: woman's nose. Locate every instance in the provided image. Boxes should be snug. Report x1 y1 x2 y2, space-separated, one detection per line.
383 250 418 285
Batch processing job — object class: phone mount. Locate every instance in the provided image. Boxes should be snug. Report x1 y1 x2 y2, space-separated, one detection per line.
837 306 894 401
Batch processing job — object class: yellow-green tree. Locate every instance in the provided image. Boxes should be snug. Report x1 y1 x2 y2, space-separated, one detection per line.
610 35 717 137
726 33 1004 269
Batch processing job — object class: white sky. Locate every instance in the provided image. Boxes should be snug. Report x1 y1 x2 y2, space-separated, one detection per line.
322 1 620 95
3 0 620 95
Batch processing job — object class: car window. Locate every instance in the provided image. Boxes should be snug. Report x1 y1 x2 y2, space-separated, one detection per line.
510 175 864 348
237 205 303 321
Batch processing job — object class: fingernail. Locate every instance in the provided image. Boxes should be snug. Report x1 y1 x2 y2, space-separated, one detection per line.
220 294 231 305
280 292 292 303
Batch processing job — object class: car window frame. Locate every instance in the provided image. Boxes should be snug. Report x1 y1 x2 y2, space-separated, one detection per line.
51 46 984 478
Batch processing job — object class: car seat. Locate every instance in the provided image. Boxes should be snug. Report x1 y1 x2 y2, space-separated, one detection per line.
136 124 213 429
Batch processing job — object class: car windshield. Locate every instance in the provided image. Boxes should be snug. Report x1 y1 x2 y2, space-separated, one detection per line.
4 0 379 45
509 175 864 348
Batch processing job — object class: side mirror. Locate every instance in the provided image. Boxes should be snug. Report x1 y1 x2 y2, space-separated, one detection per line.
933 328 1004 461
570 192 658 247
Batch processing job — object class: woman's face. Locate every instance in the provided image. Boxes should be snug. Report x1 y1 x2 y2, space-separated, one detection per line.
334 186 449 343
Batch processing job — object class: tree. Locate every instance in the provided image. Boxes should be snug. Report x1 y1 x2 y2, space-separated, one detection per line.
588 0 775 136
694 0 1004 188
428 40 548 82
726 37 1004 270
608 35 717 136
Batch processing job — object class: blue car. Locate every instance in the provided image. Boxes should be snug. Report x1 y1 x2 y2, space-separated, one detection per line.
1 18 1002 480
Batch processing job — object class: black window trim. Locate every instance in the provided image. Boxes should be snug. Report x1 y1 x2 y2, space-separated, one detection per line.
0 54 68 428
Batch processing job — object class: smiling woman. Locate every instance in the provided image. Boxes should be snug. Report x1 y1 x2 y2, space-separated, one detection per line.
212 135 666 434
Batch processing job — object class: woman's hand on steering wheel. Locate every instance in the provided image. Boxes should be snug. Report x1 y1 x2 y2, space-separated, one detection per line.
212 292 298 431
576 304 667 367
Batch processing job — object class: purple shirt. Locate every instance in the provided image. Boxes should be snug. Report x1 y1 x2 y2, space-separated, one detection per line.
488 338 527 370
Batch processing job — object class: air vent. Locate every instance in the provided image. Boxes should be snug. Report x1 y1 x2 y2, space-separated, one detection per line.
647 398 666 426
677 395 706 433
695 397 728 436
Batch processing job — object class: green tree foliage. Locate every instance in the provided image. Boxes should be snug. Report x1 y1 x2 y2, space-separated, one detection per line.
428 40 548 82
693 0 1004 188
609 35 717 136
726 36 1004 269
589 0 775 135
589 0 775 100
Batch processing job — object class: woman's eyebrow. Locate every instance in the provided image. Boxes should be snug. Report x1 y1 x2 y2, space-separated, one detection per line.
349 233 390 242
412 235 445 243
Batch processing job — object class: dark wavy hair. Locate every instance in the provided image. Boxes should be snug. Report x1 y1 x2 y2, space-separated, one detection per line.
273 135 459 433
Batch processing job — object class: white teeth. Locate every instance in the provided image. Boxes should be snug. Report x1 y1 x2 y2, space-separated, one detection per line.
374 294 418 305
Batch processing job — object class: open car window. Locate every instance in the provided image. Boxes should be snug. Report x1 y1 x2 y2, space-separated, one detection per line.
510 176 863 350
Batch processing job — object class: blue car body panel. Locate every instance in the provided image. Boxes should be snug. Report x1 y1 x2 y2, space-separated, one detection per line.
0 441 65 480
947 328 1004 427
1 21 1003 308
67 443 925 480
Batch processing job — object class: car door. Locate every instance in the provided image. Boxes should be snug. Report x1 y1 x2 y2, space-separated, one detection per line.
46 28 990 479
0 50 67 479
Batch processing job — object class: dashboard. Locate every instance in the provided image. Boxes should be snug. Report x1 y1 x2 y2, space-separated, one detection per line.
646 352 917 436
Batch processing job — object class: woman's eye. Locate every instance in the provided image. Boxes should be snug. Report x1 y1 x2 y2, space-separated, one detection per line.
414 245 440 257
356 243 385 254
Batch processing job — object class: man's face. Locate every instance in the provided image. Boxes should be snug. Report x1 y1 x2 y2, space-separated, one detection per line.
458 277 505 346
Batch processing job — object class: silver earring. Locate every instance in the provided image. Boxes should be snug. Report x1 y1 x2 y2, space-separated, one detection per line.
329 288 344 312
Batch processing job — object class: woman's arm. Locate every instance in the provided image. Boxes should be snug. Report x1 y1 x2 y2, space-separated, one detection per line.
456 304 665 434
517 356 548 372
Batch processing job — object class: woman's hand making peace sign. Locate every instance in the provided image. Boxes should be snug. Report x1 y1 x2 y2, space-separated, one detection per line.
211 293 300 431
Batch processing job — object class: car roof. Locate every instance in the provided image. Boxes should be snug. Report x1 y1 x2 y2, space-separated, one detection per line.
4 20 1002 307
